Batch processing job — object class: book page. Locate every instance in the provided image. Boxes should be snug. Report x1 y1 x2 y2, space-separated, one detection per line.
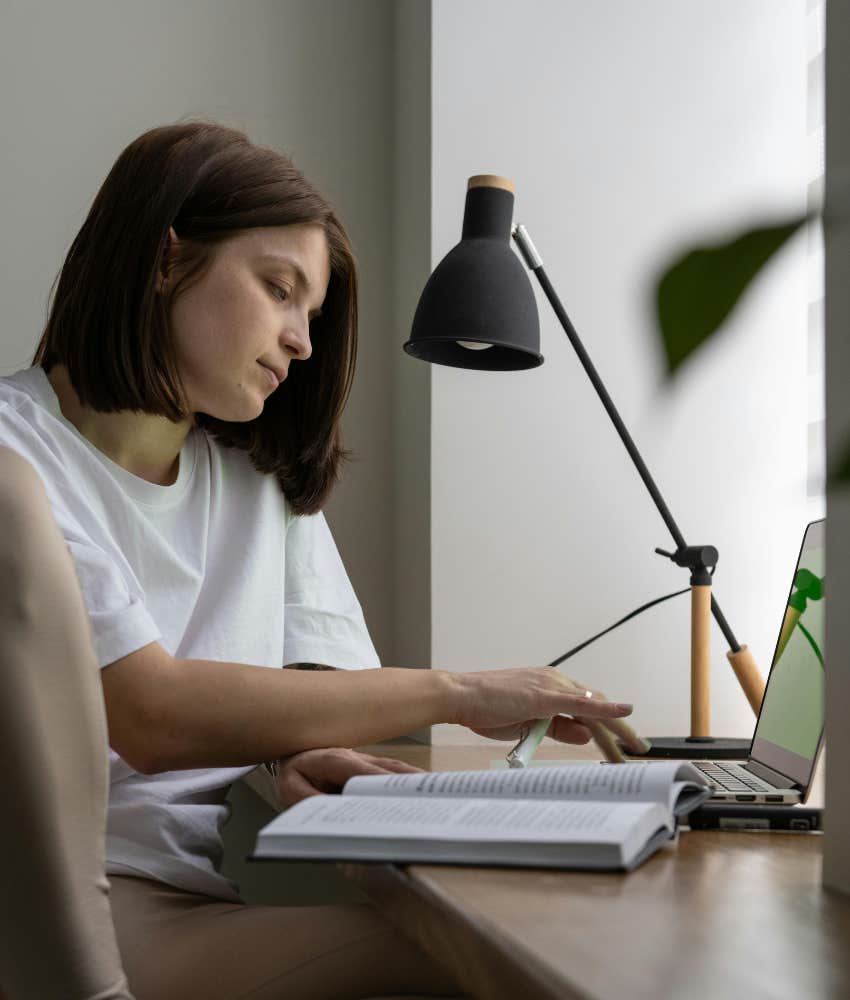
342 760 706 807
259 794 666 845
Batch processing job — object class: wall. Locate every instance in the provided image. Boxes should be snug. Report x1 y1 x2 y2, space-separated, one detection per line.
428 0 816 746
0 0 397 670
390 0 433 741
823 0 850 897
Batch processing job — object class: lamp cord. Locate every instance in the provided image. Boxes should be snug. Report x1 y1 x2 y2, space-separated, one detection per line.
548 566 715 669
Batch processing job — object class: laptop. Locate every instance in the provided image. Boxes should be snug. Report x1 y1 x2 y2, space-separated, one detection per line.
690 518 825 804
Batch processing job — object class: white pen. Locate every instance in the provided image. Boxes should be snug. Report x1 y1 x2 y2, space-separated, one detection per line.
506 717 551 768
506 688 600 767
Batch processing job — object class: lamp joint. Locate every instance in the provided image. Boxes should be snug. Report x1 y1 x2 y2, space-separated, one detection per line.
656 544 718 587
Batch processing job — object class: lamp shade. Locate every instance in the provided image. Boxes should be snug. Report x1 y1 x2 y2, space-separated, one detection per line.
403 175 543 371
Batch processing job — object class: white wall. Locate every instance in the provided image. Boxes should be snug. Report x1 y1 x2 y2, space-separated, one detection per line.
428 0 815 745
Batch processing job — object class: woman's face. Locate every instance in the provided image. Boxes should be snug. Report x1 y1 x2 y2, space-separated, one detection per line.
163 223 331 422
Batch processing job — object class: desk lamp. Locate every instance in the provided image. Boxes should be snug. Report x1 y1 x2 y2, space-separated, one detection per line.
404 175 767 763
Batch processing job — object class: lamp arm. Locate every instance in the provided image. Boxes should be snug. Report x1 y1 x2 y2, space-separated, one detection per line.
512 224 761 682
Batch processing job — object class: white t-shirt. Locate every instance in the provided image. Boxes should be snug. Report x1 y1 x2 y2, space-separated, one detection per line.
0 364 379 902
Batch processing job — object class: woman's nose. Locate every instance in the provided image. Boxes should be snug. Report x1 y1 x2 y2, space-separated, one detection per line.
284 318 312 362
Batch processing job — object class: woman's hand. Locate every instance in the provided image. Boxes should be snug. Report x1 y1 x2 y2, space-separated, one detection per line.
447 667 650 763
272 747 425 809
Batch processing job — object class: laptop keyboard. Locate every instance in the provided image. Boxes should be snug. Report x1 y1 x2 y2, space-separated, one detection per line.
694 761 776 793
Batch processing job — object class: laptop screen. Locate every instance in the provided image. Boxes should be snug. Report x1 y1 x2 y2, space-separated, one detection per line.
750 519 825 789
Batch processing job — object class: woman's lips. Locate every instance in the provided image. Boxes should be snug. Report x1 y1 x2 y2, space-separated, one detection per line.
259 362 279 389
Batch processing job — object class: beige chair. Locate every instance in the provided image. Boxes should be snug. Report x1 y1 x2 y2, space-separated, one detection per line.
0 446 133 999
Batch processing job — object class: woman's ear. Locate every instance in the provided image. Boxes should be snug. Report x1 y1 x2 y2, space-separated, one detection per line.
155 226 180 295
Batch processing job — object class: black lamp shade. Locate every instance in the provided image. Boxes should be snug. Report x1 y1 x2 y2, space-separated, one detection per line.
403 181 543 371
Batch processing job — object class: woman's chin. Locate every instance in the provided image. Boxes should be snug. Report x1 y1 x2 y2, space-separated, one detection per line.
237 399 267 422
197 397 266 423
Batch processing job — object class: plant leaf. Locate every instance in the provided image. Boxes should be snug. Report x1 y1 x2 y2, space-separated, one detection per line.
655 214 809 377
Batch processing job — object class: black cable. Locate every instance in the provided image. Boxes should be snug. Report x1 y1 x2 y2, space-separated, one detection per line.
548 585 695 669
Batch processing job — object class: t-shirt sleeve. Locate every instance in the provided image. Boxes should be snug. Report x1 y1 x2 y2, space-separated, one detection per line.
283 510 380 670
0 403 162 670
65 537 162 669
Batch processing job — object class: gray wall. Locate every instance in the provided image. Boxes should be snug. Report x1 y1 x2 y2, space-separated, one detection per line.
0 0 399 674
390 0 433 740
823 0 850 897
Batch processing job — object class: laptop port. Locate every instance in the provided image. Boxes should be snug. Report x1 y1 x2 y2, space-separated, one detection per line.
735 795 756 801
766 795 784 802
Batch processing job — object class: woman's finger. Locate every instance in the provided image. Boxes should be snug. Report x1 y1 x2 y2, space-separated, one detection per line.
556 681 648 755
556 689 633 720
277 768 324 803
547 715 593 745
364 755 426 772
319 751 393 783
585 714 649 755
558 675 592 693
469 722 532 741
574 717 627 763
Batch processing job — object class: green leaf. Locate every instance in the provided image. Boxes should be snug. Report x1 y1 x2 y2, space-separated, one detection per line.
655 214 809 377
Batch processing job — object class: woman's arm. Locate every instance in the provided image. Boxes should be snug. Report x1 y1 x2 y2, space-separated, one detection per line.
101 641 455 774
103 642 640 774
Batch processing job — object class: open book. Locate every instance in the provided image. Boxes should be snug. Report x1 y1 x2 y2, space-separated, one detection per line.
251 761 711 872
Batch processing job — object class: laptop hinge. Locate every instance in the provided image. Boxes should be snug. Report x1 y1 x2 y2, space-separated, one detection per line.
744 759 797 788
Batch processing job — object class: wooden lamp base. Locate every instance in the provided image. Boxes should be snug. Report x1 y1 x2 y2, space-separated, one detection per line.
620 580 767 761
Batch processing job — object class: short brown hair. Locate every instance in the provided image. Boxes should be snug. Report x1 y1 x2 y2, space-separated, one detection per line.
32 118 358 515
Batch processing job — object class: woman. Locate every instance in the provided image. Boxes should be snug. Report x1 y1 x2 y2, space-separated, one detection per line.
0 120 646 999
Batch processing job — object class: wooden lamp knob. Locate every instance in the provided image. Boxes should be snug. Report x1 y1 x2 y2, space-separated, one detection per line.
467 175 515 194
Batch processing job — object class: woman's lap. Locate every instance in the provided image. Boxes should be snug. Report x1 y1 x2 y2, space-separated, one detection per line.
109 875 467 1000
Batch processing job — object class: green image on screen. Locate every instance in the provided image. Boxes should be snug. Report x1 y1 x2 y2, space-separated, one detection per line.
753 546 824 761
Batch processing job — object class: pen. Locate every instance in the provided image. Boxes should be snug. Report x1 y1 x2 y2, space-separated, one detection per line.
506 718 550 768
507 689 599 767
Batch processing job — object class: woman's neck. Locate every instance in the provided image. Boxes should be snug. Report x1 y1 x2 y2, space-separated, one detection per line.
45 363 191 486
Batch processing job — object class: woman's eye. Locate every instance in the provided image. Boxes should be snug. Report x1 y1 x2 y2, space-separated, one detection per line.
269 282 290 302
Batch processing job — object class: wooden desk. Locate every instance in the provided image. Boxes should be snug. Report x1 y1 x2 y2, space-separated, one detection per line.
331 743 850 1000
